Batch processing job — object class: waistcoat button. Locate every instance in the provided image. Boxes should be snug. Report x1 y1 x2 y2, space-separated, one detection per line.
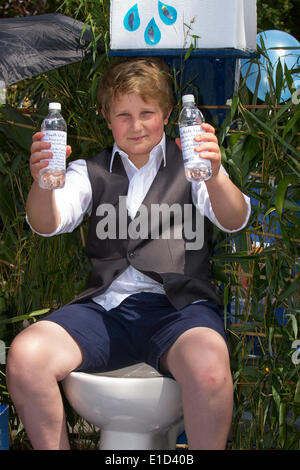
128 251 135 259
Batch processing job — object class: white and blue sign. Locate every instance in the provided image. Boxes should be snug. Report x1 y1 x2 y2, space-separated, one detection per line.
110 0 257 51
123 2 177 46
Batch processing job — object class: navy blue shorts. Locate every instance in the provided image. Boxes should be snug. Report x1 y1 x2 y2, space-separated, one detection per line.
40 293 228 376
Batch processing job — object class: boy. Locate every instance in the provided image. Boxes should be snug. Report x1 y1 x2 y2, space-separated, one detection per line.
6 57 250 450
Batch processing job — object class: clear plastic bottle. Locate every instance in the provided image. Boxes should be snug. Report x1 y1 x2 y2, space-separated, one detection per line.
0 80 6 105
179 94 212 182
39 102 67 189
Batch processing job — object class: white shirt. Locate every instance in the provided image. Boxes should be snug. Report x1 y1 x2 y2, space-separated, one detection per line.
27 134 251 310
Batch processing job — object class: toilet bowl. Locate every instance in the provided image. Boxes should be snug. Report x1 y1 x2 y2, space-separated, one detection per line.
62 362 184 450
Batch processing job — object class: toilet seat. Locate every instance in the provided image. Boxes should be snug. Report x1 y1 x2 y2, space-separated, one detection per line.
62 362 184 450
94 362 164 378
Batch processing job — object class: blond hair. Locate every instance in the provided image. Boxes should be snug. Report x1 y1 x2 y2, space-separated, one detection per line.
97 57 175 120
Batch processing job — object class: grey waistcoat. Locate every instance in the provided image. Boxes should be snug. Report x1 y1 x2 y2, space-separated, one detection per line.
69 137 222 309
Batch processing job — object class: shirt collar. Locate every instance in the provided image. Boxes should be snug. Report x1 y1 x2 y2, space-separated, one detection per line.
109 133 167 173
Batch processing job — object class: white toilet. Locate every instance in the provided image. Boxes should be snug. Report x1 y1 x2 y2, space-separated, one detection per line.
62 362 184 450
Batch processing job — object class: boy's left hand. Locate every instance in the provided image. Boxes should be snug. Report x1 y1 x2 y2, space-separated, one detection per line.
176 123 221 179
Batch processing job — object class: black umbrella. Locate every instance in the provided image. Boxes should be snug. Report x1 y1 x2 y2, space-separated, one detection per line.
0 13 103 85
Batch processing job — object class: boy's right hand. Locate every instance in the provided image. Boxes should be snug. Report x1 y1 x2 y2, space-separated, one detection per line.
29 132 72 184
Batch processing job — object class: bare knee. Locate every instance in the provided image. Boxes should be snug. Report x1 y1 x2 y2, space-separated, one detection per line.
7 324 52 386
185 354 231 397
194 358 232 396
6 321 83 387
163 328 232 395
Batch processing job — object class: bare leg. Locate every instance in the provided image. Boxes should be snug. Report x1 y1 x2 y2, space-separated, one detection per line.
160 327 233 450
6 321 83 450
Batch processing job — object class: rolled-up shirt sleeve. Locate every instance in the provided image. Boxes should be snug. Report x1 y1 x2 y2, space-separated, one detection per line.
191 165 251 233
26 159 92 237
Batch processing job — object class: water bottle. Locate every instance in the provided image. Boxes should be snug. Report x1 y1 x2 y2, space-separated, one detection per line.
0 81 6 105
39 102 67 189
179 94 212 182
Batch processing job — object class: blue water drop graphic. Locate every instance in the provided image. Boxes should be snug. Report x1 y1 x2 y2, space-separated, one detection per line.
123 4 140 32
144 17 161 45
158 1 177 25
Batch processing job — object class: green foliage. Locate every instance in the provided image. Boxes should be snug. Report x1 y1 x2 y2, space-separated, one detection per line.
257 0 300 41
0 0 299 451
0 0 62 18
213 50 300 448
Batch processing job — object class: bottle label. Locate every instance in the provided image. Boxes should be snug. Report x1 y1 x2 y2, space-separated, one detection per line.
180 125 209 166
41 130 66 170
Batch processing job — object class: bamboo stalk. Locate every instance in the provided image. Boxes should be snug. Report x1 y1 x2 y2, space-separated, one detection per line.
3 119 299 144
0 259 17 269
79 225 86 247
229 327 283 339
16 104 294 112
237 381 297 386
199 104 288 109
248 231 300 244
2 116 299 142
0 120 99 143
2 120 34 130
222 270 267 281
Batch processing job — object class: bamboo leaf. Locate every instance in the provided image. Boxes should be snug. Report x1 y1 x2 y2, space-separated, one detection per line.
287 155 300 173
275 175 296 220
184 44 194 61
0 309 50 325
286 314 298 339
272 384 281 412
0 178 15 222
294 379 300 404
279 402 287 448
0 105 34 151
239 104 300 159
268 326 274 357
283 200 300 211
275 59 284 102
213 252 264 261
282 108 300 139
277 278 300 303
264 207 276 218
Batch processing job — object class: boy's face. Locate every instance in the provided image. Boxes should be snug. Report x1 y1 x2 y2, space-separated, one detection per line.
104 93 170 168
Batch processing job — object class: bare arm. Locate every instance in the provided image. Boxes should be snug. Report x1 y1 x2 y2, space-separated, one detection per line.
204 169 248 230
176 123 248 231
26 132 71 234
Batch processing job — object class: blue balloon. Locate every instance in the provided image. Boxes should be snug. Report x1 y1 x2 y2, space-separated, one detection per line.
241 30 300 102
